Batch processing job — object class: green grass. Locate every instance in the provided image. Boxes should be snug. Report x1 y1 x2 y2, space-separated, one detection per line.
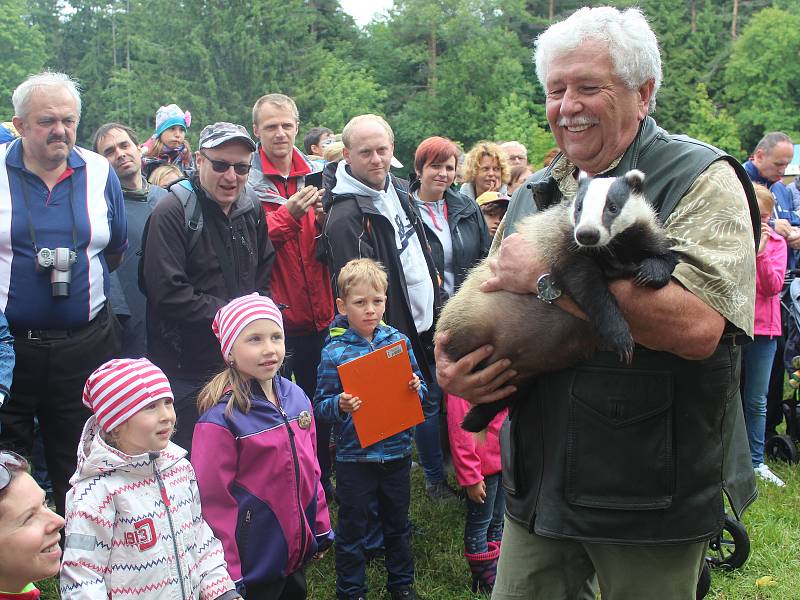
37 459 800 599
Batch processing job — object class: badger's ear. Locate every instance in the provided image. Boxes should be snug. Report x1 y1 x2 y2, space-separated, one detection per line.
624 169 645 194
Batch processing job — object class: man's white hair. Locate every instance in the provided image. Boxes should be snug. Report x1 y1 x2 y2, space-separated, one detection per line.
534 7 662 113
12 71 82 119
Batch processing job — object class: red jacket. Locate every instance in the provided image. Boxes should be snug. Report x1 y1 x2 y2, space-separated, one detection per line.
248 146 334 336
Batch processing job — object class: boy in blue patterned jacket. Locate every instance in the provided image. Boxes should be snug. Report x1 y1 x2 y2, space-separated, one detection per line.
314 258 426 600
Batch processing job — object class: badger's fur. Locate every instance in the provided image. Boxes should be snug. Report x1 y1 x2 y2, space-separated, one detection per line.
436 169 678 432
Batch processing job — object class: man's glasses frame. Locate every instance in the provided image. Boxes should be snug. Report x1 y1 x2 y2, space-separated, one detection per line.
199 150 252 176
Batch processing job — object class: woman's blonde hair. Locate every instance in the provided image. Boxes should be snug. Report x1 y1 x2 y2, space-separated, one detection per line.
197 365 254 417
148 164 183 187
462 141 510 185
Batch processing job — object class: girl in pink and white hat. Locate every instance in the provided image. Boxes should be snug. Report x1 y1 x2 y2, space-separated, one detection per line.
60 358 239 600
192 293 333 599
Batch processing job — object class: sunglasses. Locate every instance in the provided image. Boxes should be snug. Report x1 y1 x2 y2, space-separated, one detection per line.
199 150 252 176
0 451 28 496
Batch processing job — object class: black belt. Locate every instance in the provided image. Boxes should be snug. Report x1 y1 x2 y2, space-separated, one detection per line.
719 332 750 346
11 305 107 341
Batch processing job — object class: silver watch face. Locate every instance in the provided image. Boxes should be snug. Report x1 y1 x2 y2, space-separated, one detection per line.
537 274 561 302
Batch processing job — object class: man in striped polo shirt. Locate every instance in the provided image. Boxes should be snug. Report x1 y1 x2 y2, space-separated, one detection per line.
0 72 127 516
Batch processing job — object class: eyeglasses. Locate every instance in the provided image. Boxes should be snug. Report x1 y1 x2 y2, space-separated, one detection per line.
199 150 252 176
0 451 28 496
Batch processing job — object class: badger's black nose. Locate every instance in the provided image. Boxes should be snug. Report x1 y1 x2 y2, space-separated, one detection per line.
575 227 600 246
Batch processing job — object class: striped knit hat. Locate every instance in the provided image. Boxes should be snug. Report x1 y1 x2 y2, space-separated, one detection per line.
213 293 284 361
82 358 174 433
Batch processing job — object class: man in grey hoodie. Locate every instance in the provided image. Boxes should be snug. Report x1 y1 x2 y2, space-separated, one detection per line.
322 114 441 391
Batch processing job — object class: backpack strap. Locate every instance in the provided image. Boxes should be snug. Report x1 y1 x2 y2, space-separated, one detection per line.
171 179 204 253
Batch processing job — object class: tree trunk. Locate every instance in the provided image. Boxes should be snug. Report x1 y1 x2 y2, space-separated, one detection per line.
731 0 739 38
549 0 555 21
428 30 437 95
691 0 697 33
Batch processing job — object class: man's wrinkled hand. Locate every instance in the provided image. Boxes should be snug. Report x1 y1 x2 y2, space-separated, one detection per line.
285 185 321 220
434 331 516 405
480 232 545 294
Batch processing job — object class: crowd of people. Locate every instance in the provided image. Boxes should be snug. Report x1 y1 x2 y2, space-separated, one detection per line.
0 4 784 600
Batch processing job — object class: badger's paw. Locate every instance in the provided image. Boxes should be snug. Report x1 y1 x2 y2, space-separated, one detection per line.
633 256 674 289
598 321 635 365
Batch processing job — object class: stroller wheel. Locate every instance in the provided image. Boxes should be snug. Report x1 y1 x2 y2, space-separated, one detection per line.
707 514 750 570
765 434 799 463
696 561 711 599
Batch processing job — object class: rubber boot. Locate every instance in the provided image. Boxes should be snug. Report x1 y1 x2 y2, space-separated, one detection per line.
465 544 501 594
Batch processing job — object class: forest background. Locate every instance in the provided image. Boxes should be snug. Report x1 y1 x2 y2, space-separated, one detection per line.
3 0 800 169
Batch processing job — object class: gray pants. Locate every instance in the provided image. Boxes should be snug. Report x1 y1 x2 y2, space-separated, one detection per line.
492 517 706 600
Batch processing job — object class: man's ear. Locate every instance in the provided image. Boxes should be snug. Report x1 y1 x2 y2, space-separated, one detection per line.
342 147 351 165
637 78 656 120
11 116 24 137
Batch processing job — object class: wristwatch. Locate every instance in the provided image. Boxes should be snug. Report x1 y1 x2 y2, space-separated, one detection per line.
536 273 562 304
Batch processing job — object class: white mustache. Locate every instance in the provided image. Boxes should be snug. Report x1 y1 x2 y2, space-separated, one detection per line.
557 116 600 127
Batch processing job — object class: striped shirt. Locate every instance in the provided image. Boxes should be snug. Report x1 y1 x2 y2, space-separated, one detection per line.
0 139 127 329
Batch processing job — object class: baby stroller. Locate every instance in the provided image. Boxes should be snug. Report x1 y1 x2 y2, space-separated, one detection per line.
696 513 751 599
764 271 800 463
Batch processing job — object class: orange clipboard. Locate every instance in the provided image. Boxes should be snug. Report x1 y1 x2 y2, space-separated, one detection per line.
337 339 424 448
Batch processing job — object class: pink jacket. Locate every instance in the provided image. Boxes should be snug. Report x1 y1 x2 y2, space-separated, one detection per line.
446 394 507 487
754 228 787 336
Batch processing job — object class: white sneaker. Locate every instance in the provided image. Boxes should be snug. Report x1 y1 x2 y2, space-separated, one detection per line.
755 463 786 487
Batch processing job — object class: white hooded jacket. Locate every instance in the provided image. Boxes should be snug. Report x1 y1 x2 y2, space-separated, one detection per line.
60 416 238 600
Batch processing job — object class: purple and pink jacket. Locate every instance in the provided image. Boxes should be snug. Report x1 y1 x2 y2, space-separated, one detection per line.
191 377 333 592
446 394 507 488
755 227 787 336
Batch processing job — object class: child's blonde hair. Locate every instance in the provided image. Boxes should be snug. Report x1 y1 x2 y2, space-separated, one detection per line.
197 365 254 417
753 183 775 215
143 136 193 167
148 164 183 187
337 259 389 300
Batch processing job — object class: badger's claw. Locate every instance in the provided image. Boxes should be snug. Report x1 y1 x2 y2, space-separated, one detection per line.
634 257 673 288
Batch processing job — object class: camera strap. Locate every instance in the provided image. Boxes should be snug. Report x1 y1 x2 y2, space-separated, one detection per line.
19 173 78 254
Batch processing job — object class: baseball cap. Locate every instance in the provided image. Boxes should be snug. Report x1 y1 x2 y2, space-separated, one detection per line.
199 122 256 152
476 190 511 207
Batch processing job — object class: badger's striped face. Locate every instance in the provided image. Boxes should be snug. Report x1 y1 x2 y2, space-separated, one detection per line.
571 170 648 247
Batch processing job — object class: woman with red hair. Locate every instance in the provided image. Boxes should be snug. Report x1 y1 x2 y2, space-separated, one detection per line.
410 136 491 501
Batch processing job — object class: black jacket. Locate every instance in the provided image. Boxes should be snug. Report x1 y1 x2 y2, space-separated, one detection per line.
144 176 275 379
322 170 442 380
409 179 491 295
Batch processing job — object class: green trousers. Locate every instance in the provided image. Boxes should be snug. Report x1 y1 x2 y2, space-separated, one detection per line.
491 517 706 600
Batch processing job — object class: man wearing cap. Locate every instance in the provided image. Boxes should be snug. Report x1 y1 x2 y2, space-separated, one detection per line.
143 122 275 453
0 72 127 517
93 122 168 358
476 190 510 238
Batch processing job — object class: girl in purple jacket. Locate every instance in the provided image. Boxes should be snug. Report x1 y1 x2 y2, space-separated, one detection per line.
744 185 788 487
192 294 333 600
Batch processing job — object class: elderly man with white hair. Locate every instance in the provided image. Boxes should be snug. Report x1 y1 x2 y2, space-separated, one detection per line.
435 7 759 599
0 72 127 517
499 140 528 168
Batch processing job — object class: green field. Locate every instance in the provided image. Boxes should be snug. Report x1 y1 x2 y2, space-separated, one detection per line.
38 457 800 600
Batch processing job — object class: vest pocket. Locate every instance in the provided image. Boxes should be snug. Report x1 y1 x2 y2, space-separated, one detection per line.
565 367 674 510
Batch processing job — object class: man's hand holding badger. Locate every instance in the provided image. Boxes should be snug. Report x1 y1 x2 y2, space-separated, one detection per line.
435 170 679 432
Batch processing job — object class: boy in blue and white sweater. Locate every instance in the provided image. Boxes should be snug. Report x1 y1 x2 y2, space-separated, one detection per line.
314 258 426 600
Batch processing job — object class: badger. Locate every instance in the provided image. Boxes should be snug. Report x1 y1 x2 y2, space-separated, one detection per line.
436 169 678 432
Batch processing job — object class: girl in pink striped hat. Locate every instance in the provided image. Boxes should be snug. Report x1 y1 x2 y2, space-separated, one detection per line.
60 357 239 600
191 293 333 599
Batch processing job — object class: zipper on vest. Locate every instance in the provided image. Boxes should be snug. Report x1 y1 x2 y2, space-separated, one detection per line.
152 455 187 599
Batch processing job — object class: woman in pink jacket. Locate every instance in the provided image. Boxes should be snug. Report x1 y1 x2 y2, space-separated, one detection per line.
744 184 788 487
447 394 507 594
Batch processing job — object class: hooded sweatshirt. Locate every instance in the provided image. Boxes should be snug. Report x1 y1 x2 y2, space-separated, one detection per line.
332 161 435 333
60 417 237 600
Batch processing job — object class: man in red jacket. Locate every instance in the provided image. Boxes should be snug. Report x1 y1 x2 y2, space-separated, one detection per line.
249 93 335 496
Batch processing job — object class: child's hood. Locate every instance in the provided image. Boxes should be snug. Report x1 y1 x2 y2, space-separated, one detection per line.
70 415 186 485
